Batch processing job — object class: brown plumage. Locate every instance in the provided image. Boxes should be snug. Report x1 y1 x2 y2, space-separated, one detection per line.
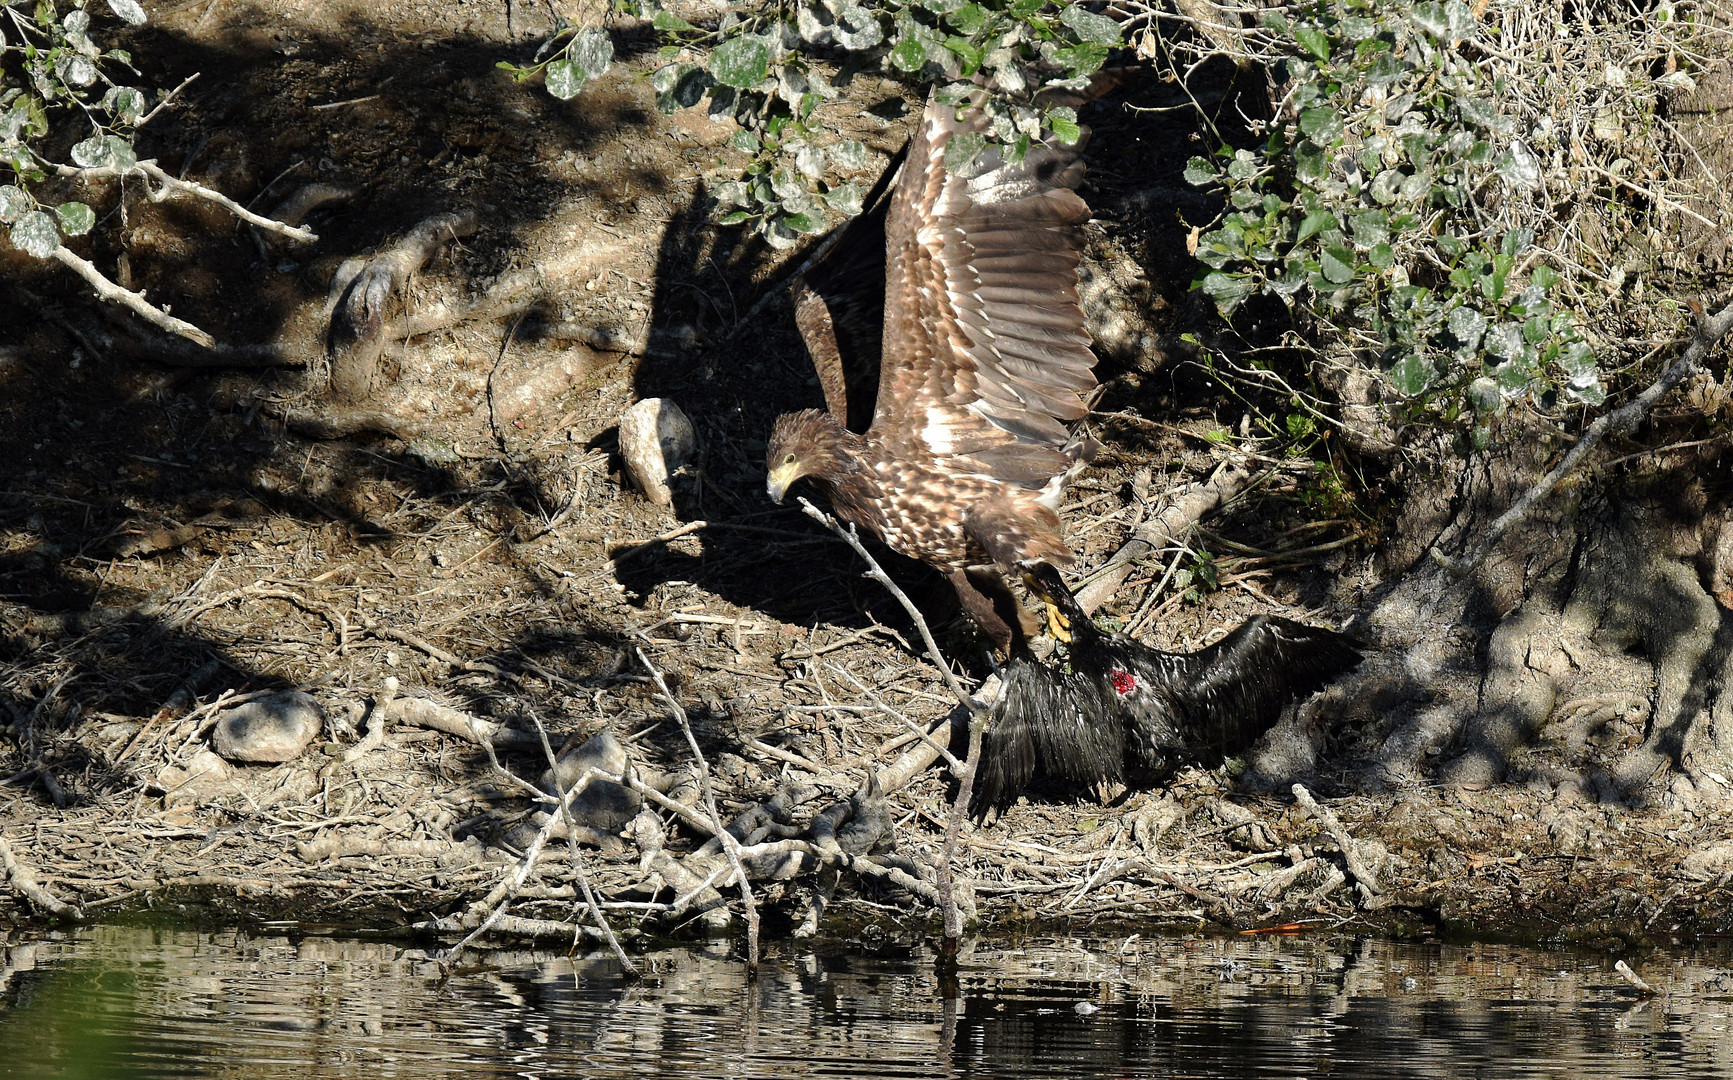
766 88 1102 649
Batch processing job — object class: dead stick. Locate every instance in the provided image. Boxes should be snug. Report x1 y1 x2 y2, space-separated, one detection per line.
0 834 83 920
1290 783 1380 896
797 498 980 713
1438 296 1733 576
636 646 763 973
530 714 638 976
937 707 987 950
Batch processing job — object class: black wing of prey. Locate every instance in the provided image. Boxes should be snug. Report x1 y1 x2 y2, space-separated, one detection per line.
973 564 1362 817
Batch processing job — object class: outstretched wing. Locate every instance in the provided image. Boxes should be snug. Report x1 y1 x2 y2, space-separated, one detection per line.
1158 617 1364 756
792 148 902 434
874 91 1098 491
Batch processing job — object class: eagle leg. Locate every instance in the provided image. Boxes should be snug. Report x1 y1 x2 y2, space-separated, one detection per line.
948 568 1038 653
1022 569 1073 643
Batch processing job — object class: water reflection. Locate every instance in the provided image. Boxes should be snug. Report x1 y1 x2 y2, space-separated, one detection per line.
3 924 1732 1079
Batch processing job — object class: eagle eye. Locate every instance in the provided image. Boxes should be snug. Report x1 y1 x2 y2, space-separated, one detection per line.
783 453 796 465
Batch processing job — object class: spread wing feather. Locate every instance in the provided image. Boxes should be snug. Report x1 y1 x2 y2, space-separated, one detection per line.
791 147 903 434
876 91 1098 488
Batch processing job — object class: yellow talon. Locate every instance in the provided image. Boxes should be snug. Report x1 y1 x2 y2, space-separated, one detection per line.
1045 599 1072 643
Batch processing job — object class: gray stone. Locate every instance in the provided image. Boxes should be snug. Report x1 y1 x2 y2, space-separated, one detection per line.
212 691 324 763
542 731 641 832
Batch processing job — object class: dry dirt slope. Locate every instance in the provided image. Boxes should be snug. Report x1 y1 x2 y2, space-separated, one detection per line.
1 0 1732 945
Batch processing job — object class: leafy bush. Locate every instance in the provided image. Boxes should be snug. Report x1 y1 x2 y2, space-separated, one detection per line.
1175 0 1709 444
516 0 1121 249
1 0 149 258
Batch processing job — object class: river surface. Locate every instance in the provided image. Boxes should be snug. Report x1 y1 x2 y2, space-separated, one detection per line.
3 923 1732 1078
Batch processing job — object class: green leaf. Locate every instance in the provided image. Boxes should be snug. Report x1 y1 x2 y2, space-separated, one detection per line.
54 200 94 236
782 209 827 235
946 2 987 34
823 181 863 215
1294 26 1332 61
1388 354 1433 396
1456 96 1513 134
1047 106 1081 145
71 134 113 169
1348 209 1388 247
1531 265 1560 291
943 36 984 74
10 210 59 258
729 129 760 153
1183 156 1216 187
107 0 148 25
570 27 614 78
1200 271 1255 315
943 131 986 172
652 9 696 31
1060 4 1122 45
544 59 586 99
1446 305 1486 349
1298 106 1343 145
890 34 928 72
0 185 29 224
718 209 754 225
1368 242 1394 269
828 139 868 170
1294 210 1338 245
105 135 137 171
1320 246 1355 283
711 35 772 89
1484 322 1522 359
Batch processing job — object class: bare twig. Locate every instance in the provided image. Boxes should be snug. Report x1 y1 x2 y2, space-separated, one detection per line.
636 646 762 972
937 707 987 950
797 498 981 712
337 677 397 764
1614 959 1657 997
0 833 83 921
531 715 638 976
1290 784 1381 897
56 159 317 241
50 246 216 347
1437 295 1733 576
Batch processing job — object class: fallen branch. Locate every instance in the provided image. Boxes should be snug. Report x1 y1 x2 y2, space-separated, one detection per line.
1437 295 1733 576
0 833 83 921
532 713 638 976
51 246 215 348
1076 460 1254 613
1614 959 1657 997
58 159 317 242
637 646 764 971
797 498 981 713
1290 784 1381 897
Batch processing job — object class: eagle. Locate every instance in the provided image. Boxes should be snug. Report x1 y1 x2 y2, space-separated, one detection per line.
765 87 1101 650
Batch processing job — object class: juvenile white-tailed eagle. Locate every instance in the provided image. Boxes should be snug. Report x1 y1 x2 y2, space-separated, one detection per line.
765 88 1100 649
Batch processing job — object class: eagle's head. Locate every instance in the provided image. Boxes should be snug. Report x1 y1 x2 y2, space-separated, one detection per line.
766 409 856 503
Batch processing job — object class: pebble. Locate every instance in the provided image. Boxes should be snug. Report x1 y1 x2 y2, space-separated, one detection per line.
212 690 325 763
543 731 642 832
618 397 696 508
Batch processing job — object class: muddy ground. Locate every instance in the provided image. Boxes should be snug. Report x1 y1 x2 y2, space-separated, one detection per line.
3 0 1732 949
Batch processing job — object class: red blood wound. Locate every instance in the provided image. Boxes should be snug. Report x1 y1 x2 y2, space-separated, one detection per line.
1109 669 1137 695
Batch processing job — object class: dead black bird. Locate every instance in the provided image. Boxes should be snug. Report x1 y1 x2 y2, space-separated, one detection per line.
970 563 1361 816
972 642 1125 817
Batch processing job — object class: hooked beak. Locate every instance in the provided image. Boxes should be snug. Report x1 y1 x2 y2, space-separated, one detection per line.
766 460 799 504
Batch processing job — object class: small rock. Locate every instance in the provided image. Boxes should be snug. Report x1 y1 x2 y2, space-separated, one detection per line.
156 749 238 806
212 691 324 763
1073 1001 1099 1016
618 397 696 507
543 732 641 833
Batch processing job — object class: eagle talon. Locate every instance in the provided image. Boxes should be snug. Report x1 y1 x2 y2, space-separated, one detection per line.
1045 600 1072 643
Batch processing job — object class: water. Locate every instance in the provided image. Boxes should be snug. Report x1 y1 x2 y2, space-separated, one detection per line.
3 924 1732 1079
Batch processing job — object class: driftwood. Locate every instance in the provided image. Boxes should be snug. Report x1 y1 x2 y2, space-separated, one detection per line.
327 210 479 401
